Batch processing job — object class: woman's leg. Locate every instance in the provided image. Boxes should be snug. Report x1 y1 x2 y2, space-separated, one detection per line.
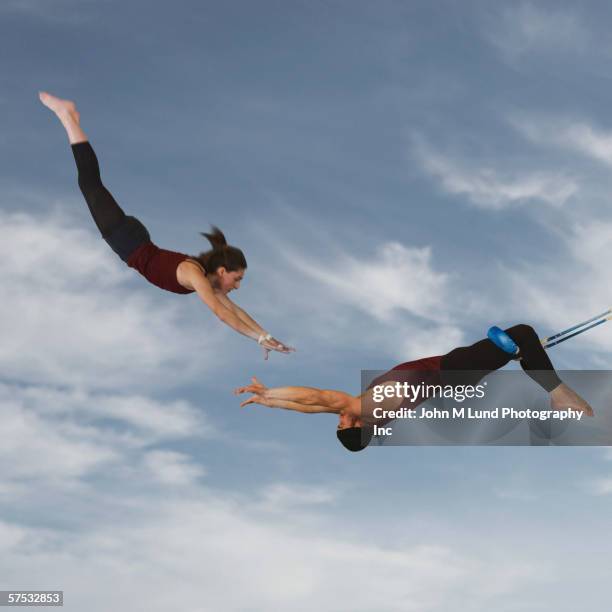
40 92 150 261
71 142 127 237
441 324 592 414
39 92 125 236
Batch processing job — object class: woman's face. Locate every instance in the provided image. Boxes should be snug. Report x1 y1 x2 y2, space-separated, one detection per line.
214 267 245 295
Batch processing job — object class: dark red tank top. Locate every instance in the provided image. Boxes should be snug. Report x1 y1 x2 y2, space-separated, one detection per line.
392 355 442 372
127 242 198 295
368 355 443 396
364 355 443 425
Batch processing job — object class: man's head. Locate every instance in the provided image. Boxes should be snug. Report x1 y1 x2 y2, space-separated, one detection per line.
337 413 373 452
336 426 374 452
336 427 370 452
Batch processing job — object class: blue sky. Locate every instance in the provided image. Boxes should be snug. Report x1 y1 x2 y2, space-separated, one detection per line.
2 1 612 610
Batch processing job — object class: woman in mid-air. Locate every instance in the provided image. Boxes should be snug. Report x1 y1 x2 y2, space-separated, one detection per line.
40 92 293 359
235 324 594 451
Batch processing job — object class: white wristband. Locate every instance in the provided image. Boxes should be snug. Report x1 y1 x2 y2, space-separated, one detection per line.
257 333 272 345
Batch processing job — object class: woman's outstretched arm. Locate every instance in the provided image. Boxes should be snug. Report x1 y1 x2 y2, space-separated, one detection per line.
216 293 294 353
216 293 266 335
177 261 293 354
177 262 280 348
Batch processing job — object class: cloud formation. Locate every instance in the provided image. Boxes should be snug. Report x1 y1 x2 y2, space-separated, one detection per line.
0 209 226 391
503 218 612 358
485 3 588 63
0 371 553 611
274 232 468 361
0 0 96 24
412 139 577 210
513 115 612 168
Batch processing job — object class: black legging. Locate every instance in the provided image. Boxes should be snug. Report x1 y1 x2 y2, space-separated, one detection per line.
72 141 125 235
441 324 562 392
72 141 150 261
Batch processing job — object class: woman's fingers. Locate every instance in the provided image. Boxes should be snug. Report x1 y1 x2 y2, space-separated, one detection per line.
261 339 279 351
258 336 295 356
270 338 296 353
272 344 291 353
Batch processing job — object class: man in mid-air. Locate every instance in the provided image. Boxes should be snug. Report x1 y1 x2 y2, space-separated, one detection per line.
235 324 593 451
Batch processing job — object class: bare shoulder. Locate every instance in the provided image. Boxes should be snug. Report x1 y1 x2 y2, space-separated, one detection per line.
176 259 207 291
184 258 206 273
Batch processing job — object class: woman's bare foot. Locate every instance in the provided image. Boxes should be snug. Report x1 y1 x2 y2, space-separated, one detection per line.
39 91 79 120
550 383 594 416
39 91 87 144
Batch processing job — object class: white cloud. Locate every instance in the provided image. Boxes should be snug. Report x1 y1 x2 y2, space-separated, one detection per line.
0 209 226 391
0 399 117 483
0 0 97 24
513 115 612 167
274 235 468 361
502 219 612 360
258 482 338 512
289 241 450 322
485 3 588 63
0 495 548 612
0 522 27 550
408 132 612 365
586 477 612 495
413 140 577 210
395 323 464 363
0 375 553 612
0 382 213 443
494 487 538 502
142 450 206 486
0 382 211 489
0 358 552 612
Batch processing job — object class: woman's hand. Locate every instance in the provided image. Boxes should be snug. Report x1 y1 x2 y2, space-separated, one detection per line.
179 263 296 358
258 335 295 360
269 336 295 353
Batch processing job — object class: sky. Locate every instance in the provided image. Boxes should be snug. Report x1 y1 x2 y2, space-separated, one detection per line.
2 0 612 610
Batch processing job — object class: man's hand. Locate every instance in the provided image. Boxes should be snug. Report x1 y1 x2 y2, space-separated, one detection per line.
234 376 269 407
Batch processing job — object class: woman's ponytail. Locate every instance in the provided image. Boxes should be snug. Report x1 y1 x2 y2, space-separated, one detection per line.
201 226 227 250
194 225 247 273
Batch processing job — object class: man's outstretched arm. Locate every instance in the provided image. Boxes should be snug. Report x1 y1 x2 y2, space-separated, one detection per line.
234 377 354 414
